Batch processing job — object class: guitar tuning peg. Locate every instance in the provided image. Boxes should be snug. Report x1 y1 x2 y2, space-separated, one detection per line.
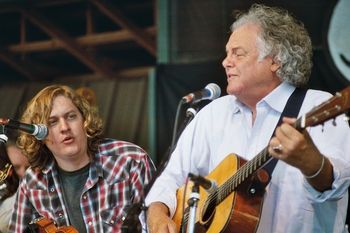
332 118 337 126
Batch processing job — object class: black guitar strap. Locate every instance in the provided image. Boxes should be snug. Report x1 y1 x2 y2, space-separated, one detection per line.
263 87 307 176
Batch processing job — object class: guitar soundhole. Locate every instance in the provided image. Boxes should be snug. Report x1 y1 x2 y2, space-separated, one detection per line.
201 194 217 227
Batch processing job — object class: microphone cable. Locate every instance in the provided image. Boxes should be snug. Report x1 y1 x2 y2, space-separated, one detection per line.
170 100 199 152
170 99 185 151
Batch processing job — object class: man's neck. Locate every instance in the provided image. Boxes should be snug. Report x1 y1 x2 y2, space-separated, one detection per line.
239 81 282 124
55 154 90 172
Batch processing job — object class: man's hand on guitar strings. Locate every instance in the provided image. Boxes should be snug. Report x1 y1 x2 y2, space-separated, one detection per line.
268 117 324 175
269 117 334 192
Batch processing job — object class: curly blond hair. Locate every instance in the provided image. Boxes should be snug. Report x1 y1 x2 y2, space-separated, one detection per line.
231 4 312 87
17 85 103 169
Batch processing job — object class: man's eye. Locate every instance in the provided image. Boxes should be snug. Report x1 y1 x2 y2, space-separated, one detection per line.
234 52 245 57
48 120 57 126
68 114 77 120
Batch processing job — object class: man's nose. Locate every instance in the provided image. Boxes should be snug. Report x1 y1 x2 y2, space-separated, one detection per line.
59 119 70 131
222 55 233 68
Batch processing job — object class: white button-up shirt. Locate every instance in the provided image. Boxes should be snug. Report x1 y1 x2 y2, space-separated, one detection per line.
146 82 350 233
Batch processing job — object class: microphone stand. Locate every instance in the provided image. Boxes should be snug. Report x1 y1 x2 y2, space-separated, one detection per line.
170 105 198 151
0 125 9 185
0 125 8 153
0 126 8 144
186 182 200 233
121 100 198 233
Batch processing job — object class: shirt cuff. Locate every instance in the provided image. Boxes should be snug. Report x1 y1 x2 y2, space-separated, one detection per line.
303 157 350 202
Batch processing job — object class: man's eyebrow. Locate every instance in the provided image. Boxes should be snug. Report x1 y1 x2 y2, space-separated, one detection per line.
234 47 246 51
226 46 244 52
49 109 76 119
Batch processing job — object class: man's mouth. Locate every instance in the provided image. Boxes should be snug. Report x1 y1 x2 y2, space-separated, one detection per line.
227 74 238 80
62 136 74 144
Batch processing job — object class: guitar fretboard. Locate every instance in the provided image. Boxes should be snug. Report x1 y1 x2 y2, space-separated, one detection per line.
215 146 271 204
214 116 308 204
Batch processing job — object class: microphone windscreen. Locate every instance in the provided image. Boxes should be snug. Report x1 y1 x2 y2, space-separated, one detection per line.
205 83 221 100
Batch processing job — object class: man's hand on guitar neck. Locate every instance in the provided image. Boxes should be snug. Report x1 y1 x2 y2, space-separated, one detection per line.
268 117 334 192
147 202 177 233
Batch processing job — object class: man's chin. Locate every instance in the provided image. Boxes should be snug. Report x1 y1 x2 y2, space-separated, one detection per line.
57 148 79 158
226 86 240 96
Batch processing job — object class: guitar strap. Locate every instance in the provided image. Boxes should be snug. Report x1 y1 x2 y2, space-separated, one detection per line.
263 87 307 176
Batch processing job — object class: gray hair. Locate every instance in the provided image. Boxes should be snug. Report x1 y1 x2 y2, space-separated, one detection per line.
231 4 312 87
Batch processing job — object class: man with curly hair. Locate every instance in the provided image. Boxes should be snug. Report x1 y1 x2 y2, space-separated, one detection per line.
146 4 350 233
9 85 155 232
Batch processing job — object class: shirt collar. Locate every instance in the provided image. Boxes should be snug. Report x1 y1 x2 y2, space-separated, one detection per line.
229 96 242 114
229 82 295 114
41 158 55 174
261 82 296 113
41 152 103 180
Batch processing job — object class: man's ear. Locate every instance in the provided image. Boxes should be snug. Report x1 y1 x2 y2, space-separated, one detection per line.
270 58 280 72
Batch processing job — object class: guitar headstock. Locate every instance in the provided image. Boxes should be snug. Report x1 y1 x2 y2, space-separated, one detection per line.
298 86 350 129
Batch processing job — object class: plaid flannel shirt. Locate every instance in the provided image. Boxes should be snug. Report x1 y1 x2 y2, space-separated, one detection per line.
9 139 155 233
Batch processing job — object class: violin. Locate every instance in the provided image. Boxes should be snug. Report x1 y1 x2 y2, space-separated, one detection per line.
29 217 78 233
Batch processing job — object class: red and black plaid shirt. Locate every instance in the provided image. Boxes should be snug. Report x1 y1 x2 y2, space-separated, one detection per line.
9 139 155 233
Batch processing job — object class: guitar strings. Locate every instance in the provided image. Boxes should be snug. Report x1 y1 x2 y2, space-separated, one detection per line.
203 147 271 206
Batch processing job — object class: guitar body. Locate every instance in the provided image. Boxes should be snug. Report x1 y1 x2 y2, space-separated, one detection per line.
173 154 267 233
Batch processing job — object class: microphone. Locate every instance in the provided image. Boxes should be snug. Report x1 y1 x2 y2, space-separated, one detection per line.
0 118 48 140
188 173 216 193
182 83 221 104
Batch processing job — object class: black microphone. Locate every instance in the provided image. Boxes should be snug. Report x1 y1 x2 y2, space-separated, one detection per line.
188 173 216 192
0 118 48 140
182 83 221 104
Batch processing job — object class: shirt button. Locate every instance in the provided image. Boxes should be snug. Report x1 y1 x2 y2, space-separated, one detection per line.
83 195 87 200
88 221 92 226
58 213 63 218
50 188 55 192
110 220 114 224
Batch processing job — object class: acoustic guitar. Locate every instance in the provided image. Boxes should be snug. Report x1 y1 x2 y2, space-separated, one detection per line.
173 86 350 233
